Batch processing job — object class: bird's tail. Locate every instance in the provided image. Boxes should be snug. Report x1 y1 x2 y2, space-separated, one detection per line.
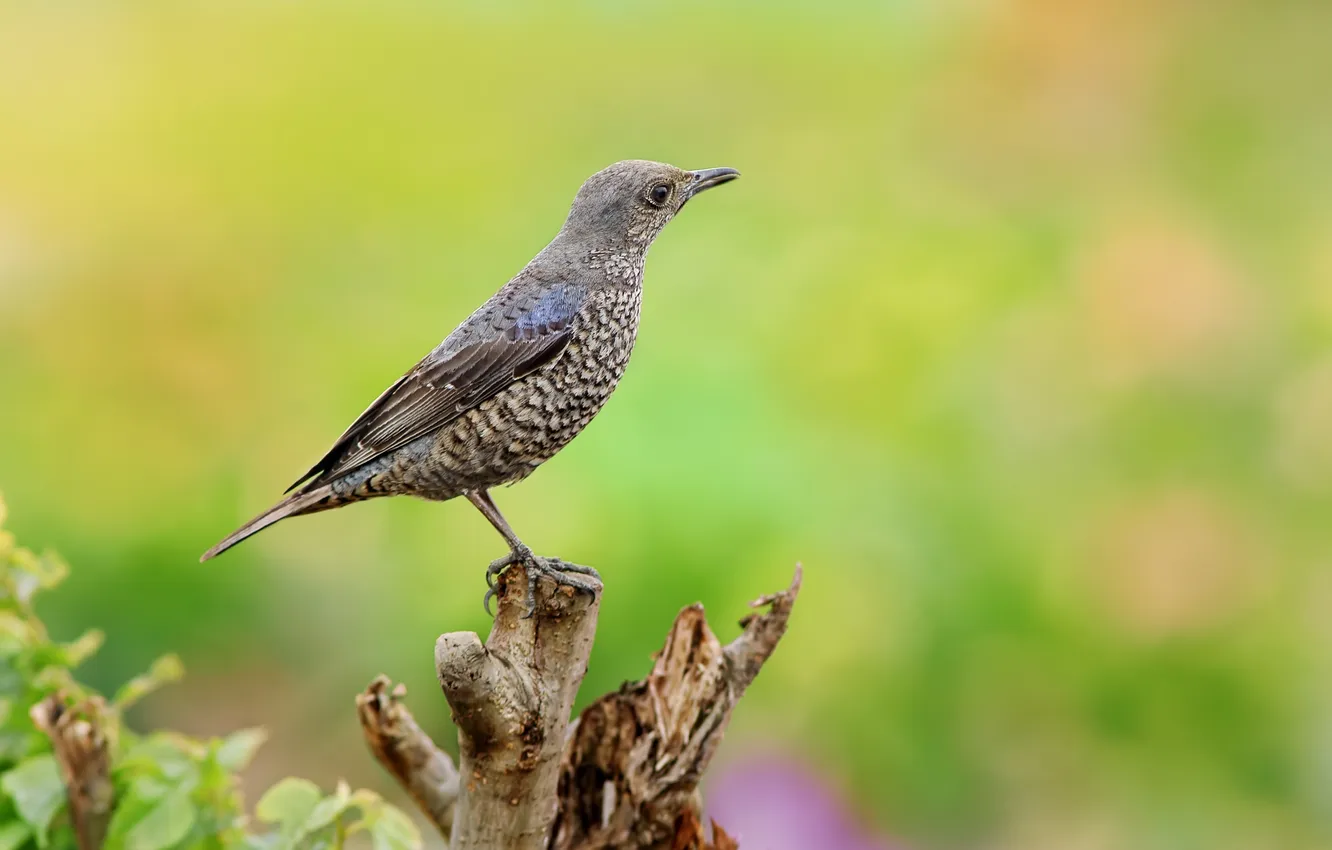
200 484 338 562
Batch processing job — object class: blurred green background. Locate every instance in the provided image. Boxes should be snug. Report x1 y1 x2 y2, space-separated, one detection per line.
3 1 1331 847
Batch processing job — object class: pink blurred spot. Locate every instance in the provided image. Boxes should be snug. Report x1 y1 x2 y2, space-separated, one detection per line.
706 756 902 850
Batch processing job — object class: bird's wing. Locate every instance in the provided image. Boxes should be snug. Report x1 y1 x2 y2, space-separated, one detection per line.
286 282 585 491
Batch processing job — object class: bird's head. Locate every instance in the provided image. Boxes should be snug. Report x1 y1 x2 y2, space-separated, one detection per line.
560 160 739 252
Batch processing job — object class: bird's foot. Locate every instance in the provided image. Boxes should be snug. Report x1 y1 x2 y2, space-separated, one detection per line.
483 547 601 618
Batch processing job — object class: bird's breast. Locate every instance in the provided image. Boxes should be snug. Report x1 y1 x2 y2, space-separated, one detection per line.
547 285 642 411
419 286 642 492
506 285 642 455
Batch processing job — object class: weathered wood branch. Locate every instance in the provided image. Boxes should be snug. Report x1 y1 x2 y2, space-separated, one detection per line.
31 694 114 850
356 675 460 836
436 564 602 850
359 562 801 850
550 565 801 849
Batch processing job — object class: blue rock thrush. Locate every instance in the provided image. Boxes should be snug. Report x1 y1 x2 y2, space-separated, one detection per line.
201 160 740 613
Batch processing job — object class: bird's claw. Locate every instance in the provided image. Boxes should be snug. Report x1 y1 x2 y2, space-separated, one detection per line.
482 549 601 618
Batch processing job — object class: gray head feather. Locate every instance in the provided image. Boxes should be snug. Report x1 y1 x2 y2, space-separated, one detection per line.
558 160 739 251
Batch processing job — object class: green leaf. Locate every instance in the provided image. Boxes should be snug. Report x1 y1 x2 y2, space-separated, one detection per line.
106 789 156 849
112 655 185 710
214 728 267 772
105 776 169 850
0 731 32 763
254 779 362 850
58 629 105 668
132 777 173 803
0 755 65 847
124 785 196 850
303 782 351 836
10 550 68 605
0 670 22 707
118 735 199 782
28 628 105 675
241 834 278 850
346 789 381 811
255 778 321 832
343 791 419 850
0 614 33 650
0 821 31 850
367 805 420 850
196 746 232 798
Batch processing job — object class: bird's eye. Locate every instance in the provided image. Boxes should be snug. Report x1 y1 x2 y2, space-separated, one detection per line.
647 183 671 207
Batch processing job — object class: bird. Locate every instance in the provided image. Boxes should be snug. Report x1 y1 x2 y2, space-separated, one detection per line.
201 160 740 614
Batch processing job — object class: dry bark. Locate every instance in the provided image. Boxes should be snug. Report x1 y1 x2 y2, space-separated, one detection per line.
435 563 602 849
356 676 460 836
31 695 114 850
359 562 801 850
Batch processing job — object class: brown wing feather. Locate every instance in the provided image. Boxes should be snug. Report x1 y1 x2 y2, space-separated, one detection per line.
286 327 572 492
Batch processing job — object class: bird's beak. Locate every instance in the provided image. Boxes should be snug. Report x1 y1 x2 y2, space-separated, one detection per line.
684 167 741 199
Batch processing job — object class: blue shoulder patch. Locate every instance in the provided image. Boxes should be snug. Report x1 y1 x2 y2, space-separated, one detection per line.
514 283 585 331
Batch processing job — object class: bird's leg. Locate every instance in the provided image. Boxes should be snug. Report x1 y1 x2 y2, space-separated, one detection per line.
465 490 534 580
465 490 600 617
